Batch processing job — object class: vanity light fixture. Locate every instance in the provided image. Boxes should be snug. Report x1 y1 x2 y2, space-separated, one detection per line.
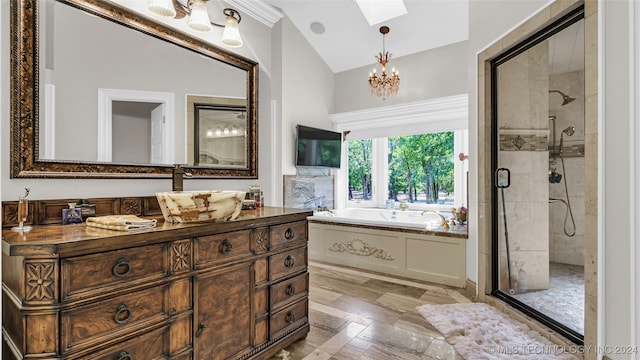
368 26 400 100
147 0 243 47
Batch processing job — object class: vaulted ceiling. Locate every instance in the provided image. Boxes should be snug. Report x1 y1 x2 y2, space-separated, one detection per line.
260 0 469 73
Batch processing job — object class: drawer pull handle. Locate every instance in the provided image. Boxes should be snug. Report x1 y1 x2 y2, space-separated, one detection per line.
286 283 296 296
116 350 132 360
285 311 295 324
114 304 132 324
196 323 206 338
283 255 295 268
112 258 131 278
219 239 233 254
284 228 294 240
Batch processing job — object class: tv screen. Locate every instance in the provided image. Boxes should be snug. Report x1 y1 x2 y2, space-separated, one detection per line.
296 125 342 168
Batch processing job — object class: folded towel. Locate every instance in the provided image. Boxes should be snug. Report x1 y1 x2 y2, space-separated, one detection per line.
86 215 157 231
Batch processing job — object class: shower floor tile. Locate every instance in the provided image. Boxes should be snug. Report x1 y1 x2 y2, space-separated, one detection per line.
512 262 584 334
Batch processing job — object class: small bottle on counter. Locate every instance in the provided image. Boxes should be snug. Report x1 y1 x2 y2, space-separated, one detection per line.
255 192 262 207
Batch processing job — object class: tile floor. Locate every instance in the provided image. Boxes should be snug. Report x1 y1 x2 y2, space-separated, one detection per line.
512 262 584 334
270 261 468 360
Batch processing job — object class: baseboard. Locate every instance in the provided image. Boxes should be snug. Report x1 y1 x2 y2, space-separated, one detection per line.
462 278 477 300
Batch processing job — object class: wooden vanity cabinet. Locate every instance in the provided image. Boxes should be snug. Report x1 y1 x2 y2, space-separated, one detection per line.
2 208 312 360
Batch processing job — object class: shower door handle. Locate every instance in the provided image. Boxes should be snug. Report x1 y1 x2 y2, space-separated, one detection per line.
495 168 510 188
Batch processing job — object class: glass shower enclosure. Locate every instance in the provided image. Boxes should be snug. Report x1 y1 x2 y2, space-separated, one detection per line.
491 6 585 344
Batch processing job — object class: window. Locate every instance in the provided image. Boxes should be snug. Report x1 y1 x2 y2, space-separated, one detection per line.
331 94 469 210
346 130 467 209
347 139 372 201
388 132 454 204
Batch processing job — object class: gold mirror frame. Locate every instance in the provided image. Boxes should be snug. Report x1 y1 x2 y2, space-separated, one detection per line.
10 0 258 179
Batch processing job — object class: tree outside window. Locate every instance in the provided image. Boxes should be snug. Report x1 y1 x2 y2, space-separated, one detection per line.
347 139 372 201
347 132 455 206
388 132 454 204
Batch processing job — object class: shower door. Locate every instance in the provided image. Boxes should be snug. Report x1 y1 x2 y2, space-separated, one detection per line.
491 7 585 344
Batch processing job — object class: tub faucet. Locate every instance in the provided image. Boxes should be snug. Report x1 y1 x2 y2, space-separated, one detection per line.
172 164 192 191
420 210 447 227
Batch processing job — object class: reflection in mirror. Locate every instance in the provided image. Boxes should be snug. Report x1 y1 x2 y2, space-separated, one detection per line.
186 95 248 168
111 101 164 165
96 88 175 165
493 8 584 341
11 0 257 178
40 0 245 163
194 104 247 167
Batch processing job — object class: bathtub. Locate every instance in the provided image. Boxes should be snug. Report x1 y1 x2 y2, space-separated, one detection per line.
308 207 453 230
308 208 467 287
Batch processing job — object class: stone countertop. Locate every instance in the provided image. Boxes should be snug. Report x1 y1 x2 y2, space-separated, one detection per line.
308 219 468 239
2 207 312 257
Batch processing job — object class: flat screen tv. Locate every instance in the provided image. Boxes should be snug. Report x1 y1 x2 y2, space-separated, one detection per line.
296 125 342 168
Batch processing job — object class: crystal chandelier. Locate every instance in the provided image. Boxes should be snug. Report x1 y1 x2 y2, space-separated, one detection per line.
368 26 400 99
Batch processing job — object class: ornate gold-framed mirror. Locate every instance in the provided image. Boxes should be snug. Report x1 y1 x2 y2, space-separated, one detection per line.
10 0 258 178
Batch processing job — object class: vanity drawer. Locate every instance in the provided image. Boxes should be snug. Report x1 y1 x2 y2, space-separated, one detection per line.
270 221 307 249
194 229 252 268
270 272 309 311
76 325 170 360
62 243 167 299
269 246 307 281
270 299 308 341
62 284 169 353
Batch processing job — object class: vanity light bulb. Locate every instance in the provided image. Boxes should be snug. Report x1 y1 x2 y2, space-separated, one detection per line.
148 0 177 17
231 126 238 134
224 128 230 135
206 129 213 137
221 15 243 47
187 0 213 32
215 128 222 136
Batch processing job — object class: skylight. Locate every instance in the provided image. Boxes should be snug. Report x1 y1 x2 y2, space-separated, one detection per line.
354 0 408 26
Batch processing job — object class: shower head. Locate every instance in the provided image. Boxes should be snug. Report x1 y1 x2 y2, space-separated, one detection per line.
549 90 576 106
561 94 576 106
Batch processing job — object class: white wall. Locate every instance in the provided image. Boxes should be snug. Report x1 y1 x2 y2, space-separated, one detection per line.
111 111 151 164
467 0 550 290
334 41 468 113
633 1 640 354
603 1 636 358
274 16 335 204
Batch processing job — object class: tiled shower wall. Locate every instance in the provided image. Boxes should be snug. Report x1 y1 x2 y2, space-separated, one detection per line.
549 70 585 266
